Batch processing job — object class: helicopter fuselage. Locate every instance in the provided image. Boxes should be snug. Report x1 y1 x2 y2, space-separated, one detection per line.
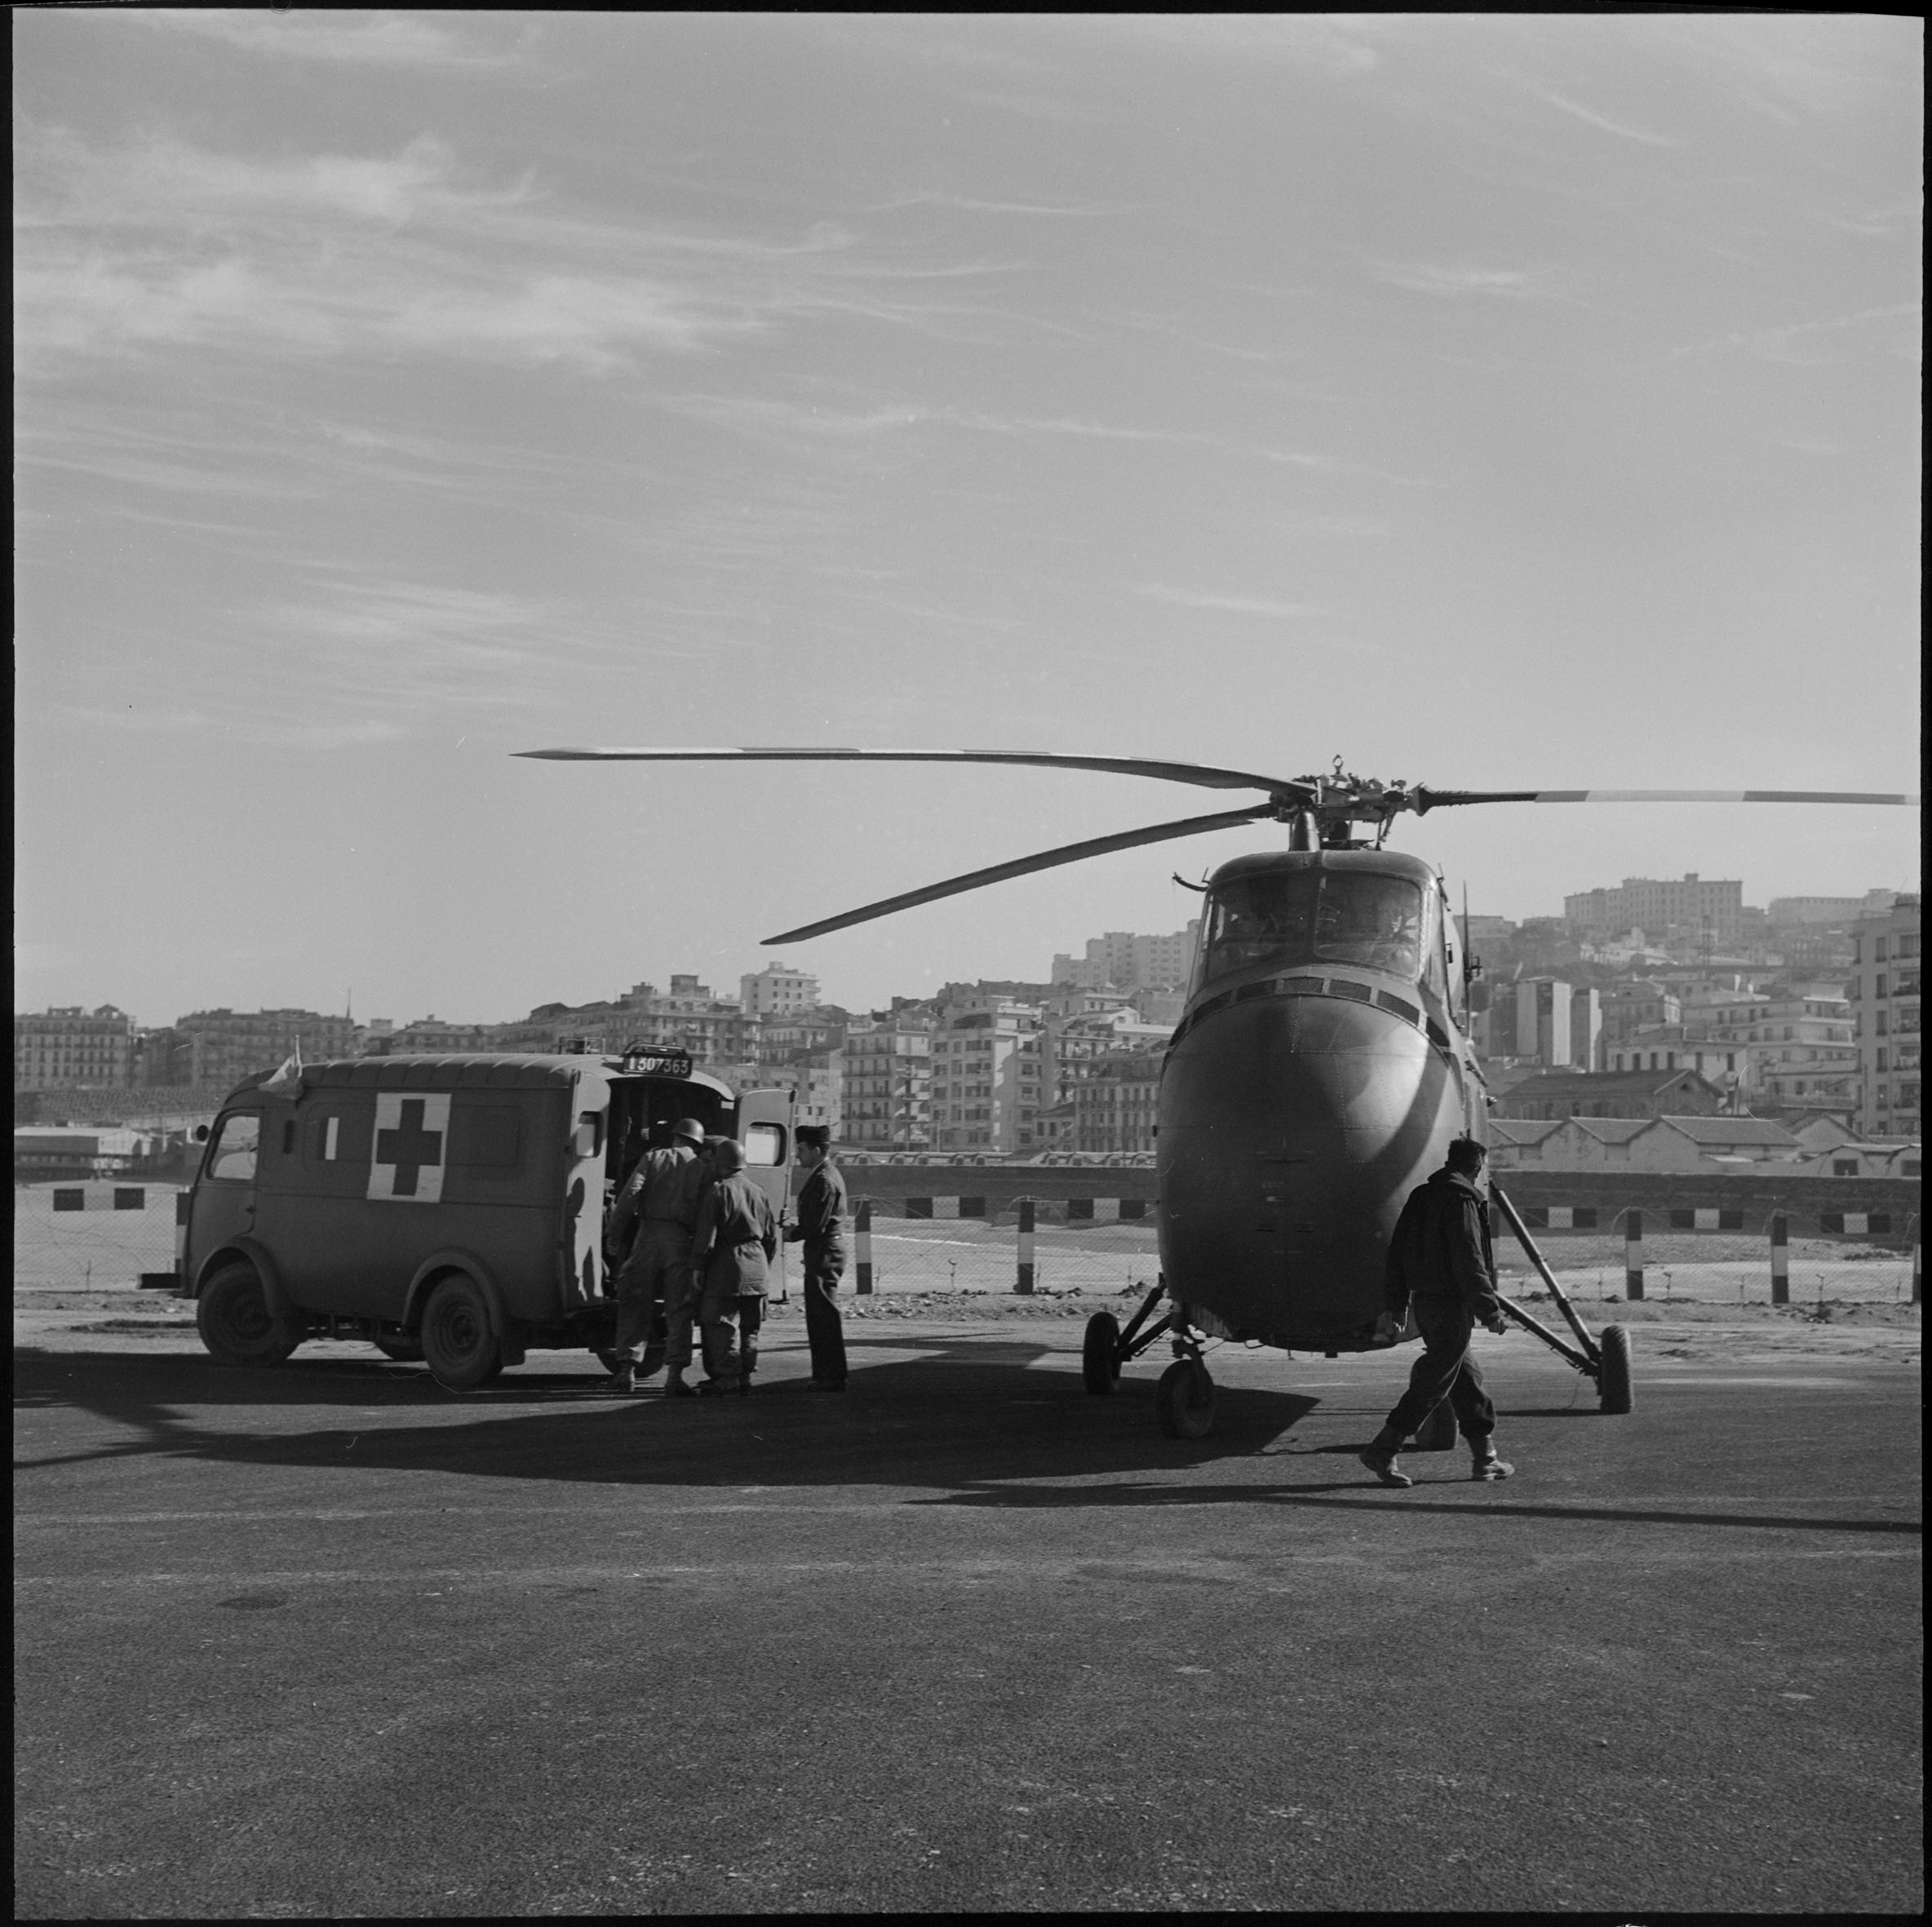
1156 848 1485 1352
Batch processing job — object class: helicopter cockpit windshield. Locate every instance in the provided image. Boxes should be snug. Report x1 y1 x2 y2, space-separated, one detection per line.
1194 870 1425 991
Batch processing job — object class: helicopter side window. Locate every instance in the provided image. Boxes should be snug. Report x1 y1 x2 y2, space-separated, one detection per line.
1313 875 1424 979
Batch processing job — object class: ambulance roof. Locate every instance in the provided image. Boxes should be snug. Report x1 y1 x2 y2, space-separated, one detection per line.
224 1052 736 1105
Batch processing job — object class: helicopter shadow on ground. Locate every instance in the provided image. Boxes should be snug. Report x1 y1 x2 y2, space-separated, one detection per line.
11 1340 1323 1496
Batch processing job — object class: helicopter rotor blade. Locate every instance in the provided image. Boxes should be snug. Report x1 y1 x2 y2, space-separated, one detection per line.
760 805 1276 945
1414 786 1916 812
516 745 1311 796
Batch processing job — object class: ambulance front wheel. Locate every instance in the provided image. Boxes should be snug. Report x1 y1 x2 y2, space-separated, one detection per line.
420 1274 503 1392
197 1260 303 1367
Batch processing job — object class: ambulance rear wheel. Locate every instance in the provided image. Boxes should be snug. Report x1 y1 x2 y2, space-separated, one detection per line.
420 1274 502 1392
1155 1358 1216 1439
1083 1313 1121 1393
1597 1324 1634 1415
373 1338 423 1362
197 1260 303 1367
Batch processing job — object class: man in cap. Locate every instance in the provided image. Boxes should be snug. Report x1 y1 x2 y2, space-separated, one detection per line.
686 1136 779 1396
1358 1135 1515 1486
600 1115 707 1395
785 1125 849 1389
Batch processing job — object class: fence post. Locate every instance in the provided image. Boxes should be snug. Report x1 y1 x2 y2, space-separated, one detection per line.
854 1200 873 1296
1624 1207 1644 1300
1016 1198 1035 1296
1770 1212 1788 1306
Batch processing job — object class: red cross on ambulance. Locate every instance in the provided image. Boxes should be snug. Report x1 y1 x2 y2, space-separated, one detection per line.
368 1092 450 1203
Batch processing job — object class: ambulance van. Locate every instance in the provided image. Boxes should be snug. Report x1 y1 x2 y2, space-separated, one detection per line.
166 1049 794 1389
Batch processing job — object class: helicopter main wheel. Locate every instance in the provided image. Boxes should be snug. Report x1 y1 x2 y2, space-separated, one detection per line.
1082 1313 1122 1394
1155 1358 1216 1439
1411 1402 1458 1453
1597 1325 1634 1415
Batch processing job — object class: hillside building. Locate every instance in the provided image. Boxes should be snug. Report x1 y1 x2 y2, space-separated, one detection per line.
14 1007 139 1091
841 1014 932 1150
929 996 1043 1154
1051 924 1199 993
1850 893 1921 1140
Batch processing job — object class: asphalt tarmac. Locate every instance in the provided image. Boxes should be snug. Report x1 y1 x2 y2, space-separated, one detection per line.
15 1309 1923 1916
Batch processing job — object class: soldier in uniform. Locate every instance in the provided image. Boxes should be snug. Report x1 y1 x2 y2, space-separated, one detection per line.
600 1115 707 1395
1358 1136 1514 1486
686 1136 779 1396
784 1123 849 1389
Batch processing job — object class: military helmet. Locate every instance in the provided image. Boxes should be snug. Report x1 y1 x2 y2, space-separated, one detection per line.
672 1117 707 1147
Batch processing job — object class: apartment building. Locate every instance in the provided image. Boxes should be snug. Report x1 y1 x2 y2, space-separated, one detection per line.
175 1008 361 1089
1564 874 1743 946
928 996 1044 1154
739 963 820 1017
1850 894 1921 1139
14 1006 139 1090
1072 1052 1162 1154
1051 923 1200 993
841 1014 933 1150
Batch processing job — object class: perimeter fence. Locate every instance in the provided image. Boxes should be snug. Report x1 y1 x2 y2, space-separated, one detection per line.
15 1177 1921 1309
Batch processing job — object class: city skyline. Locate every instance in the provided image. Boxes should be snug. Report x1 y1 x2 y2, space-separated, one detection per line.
16 16 1921 1024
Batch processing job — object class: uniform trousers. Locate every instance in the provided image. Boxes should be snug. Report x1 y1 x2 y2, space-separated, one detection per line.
802 1247 848 1385
613 1224 691 1367
1384 1300 1497 1443
698 1249 768 1382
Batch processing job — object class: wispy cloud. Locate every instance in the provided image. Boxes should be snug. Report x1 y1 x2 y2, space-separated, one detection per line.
15 126 1030 377
1672 303 1920 363
1376 262 1555 298
1134 585 1329 621
137 9 514 70
1522 86 1677 148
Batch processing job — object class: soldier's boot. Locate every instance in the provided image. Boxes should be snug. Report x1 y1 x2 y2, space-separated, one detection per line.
1470 1440 1515 1481
664 1370 695 1398
600 1367 637 1396
1358 1424 1412 1488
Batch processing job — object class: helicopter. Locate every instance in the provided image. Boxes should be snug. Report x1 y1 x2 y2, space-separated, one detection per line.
519 746 1915 1437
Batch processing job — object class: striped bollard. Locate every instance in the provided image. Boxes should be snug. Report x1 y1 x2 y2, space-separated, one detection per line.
1770 1213 1788 1306
1624 1208 1644 1300
1017 1198 1036 1296
855 1200 873 1296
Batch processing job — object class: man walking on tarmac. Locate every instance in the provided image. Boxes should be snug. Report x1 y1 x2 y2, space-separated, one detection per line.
601 1116 707 1395
785 1124 849 1390
1359 1136 1515 1486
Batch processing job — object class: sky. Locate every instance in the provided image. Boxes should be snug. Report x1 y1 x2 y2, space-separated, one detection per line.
15 12 1921 1030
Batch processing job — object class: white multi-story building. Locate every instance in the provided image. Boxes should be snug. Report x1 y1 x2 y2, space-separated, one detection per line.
841 1014 932 1150
175 1008 361 1089
14 1006 139 1090
739 963 819 1017
1072 1052 1163 1154
928 996 1044 1154
1564 874 1744 946
1850 894 1921 1139
1051 923 1200 993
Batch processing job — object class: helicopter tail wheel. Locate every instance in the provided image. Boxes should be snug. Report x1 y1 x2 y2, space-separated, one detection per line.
1155 1358 1216 1439
1411 1401 1458 1452
1597 1324 1634 1415
1082 1312 1122 1394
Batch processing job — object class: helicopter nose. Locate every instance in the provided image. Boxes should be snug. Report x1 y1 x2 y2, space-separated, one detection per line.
1157 981 1461 1339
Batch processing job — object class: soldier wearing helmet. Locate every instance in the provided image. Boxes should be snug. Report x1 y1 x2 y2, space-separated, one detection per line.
600 1115 708 1395
685 1136 779 1395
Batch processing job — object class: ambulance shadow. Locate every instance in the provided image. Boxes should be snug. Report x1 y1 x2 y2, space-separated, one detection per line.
11 1343 1314 1489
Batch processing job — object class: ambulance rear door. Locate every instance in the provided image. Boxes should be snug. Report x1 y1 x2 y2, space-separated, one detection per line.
736 1088 796 1299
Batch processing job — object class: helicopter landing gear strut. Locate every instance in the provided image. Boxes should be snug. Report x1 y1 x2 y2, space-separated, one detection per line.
1082 1282 1176 1394
1489 1183 1635 1416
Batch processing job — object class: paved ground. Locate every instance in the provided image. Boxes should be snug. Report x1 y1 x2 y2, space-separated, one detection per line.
15 1302 1922 1917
